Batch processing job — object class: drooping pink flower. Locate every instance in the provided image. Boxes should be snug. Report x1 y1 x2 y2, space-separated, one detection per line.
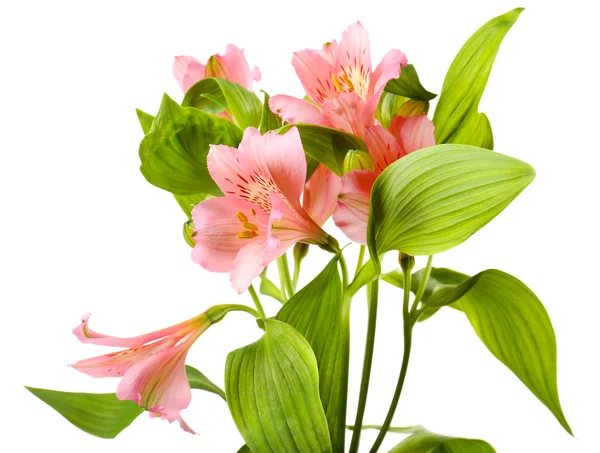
334 115 436 245
269 22 407 137
191 127 337 293
71 312 212 433
173 44 261 93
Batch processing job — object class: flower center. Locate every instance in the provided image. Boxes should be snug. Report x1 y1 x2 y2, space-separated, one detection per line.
236 210 260 239
332 66 369 100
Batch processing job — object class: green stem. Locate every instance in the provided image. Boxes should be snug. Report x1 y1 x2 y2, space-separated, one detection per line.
349 278 379 453
292 261 301 292
411 255 433 317
276 257 288 300
339 253 351 453
370 264 414 453
354 245 366 279
277 255 294 298
248 284 266 319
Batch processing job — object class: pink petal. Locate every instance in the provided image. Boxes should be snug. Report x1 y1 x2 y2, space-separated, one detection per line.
191 197 269 273
364 125 405 174
333 170 378 245
303 165 342 226
321 93 369 137
230 240 267 294
292 49 337 105
173 56 206 93
209 44 261 90
389 115 436 154
334 22 372 100
269 95 328 126
321 40 339 65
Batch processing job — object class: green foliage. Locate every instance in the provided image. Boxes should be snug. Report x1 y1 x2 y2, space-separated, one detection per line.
185 365 225 400
276 257 345 450
433 8 523 149
139 93 242 196
26 388 143 439
368 144 534 263
389 430 496 453
259 91 283 133
225 319 332 453
385 64 437 101
136 108 154 134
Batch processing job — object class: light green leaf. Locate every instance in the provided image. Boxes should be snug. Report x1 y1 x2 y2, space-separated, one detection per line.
26 387 143 439
136 108 154 135
276 256 344 450
225 319 332 453
259 91 282 133
389 430 496 453
259 270 284 303
433 8 523 148
186 365 225 400
139 93 242 196
174 192 211 219
368 144 535 262
385 64 437 101
182 77 262 130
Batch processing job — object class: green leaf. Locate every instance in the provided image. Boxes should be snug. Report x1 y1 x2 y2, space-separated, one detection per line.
139 93 242 196
368 144 535 262
433 8 523 148
259 270 284 303
182 77 262 130
136 108 154 135
174 192 211 218
276 256 344 450
259 91 283 133
294 123 368 176
225 319 332 453
26 387 143 439
237 446 252 453
385 64 437 101
389 430 496 453
186 365 226 400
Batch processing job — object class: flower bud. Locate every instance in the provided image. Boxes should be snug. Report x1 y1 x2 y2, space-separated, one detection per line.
397 99 429 118
399 252 415 273
343 149 375 173
293 243 309 264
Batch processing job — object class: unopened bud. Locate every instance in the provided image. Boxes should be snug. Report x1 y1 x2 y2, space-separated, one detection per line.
293 243 309 264
399 252 415 273
397 100 429 118
343 149 375 174
183 219 195 248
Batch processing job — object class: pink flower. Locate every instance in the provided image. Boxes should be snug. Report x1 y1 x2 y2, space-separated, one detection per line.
269 22 407 137
334 115 436 245
173 44 261 93
191 127 337 293
71 313 212 433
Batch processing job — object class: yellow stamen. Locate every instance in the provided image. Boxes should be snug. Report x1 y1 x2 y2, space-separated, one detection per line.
250 208 256 216
236 211 248 223
341 73 355 92
237 231 254 239
332 74 343 93
243 222 258 231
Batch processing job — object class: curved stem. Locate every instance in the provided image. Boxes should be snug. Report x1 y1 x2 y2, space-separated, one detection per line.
349 278 379 453
354 245 366 279
338 252 351 452
411 255 433 317
248 284 266 319
276 257 288 300
292 262 301 292
277 255 294 298
369 266 414 453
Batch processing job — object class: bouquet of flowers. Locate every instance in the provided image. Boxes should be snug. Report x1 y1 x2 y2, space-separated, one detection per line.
27 7 573 452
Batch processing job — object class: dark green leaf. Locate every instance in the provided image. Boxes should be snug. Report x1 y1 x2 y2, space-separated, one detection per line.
182 78 262 130
237 446 252 453
368 144 535 261
225 319 332 453
385 64 437 101
389 430 496 453
186 365 225 400
136 108 154 135
294 123 368 176
259 91 282 133
433 8 523 148
26 387 142 439
139 93 242 196
276 256 344 450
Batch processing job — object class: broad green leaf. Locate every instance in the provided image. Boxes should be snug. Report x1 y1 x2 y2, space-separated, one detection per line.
276 257 344 450
294 123 368 176
26 387 143 439
186 365 225 400
136 108 154 135
368 145 535 261
237 446 252 453
225 319 332 453
259 91 282 133
139 93 242 196
174 192 211 219
377 92 409 128
385 64 437 101
182 77 262 130
389 430 496 453
433 8 523 148
346 424 425 434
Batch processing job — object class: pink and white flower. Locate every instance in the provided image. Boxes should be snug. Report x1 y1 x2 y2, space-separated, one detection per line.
334 115 436 245
71 312 212 433
269 22 407 137
173 44 261 93
191 127 337 293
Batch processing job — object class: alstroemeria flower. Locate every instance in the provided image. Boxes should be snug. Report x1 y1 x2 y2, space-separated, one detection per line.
334 115 436 245
173 44 261 93
191 127 337 293
71 312 212 433
303 163 342 227
269 22 407 137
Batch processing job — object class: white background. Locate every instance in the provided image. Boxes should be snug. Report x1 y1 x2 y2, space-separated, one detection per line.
1 0 598 452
